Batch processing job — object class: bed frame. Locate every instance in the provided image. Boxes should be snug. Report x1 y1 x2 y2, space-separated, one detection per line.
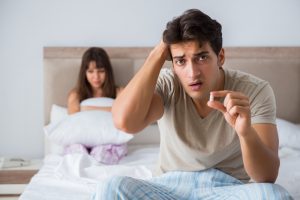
44 47 300 154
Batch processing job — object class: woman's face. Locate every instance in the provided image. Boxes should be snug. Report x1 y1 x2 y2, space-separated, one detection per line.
86 61 106 89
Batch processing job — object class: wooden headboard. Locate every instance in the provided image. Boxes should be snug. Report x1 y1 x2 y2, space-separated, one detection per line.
44 47 300 125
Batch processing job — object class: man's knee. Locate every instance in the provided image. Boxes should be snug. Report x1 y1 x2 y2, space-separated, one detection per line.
102 176 137 199
255 183 292 200
271 184 293 199
106 176 129 191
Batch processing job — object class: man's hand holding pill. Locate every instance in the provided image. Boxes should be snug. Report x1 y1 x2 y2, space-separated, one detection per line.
207 90 252 138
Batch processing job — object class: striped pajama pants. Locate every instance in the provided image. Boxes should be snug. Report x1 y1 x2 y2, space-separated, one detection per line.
93 168 293 200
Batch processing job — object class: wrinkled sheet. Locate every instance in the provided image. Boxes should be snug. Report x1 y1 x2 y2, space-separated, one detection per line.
20 145 300 200
19 145 158 200
276 147 300 199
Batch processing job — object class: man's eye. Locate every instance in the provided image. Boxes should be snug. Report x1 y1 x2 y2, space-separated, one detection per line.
199 55 207 61
195 55 208 63
175 59 185 66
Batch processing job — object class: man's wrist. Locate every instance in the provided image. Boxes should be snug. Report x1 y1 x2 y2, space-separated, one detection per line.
238 126 257 143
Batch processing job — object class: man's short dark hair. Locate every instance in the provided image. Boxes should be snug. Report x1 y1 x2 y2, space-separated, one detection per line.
163 9 222 55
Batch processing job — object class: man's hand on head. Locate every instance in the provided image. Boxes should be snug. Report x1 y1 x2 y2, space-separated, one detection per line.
152 40 170 61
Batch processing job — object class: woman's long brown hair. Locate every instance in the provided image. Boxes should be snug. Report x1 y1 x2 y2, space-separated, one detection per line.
76 47 117 102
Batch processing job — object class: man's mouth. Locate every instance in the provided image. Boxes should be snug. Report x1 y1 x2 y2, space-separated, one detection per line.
189 81 203 91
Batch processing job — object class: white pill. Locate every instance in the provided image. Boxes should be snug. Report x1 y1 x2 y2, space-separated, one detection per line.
209 93 214 102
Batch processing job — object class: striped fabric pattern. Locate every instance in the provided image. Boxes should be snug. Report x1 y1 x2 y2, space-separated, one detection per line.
93 168 293 200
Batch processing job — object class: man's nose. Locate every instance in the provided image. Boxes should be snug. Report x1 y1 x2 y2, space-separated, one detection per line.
187 62 200 78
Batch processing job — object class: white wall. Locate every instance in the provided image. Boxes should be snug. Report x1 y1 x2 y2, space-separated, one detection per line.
1 0 299 159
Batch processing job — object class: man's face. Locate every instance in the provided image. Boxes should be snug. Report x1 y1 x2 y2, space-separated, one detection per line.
170 40 224 102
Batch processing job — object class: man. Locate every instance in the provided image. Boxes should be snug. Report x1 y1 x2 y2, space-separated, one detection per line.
103 9 292 199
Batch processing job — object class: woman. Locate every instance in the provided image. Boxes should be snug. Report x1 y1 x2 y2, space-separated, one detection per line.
68 47 122 114
65 47 126 164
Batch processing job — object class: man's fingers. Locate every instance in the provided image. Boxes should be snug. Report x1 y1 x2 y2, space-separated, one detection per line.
207 100 226 113
228 105 249 117
208 101 237 126
211 90 247 100
210 91 249 113
225 99 249 111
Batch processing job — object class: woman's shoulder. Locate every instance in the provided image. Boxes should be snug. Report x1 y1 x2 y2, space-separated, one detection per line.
68 88 80 102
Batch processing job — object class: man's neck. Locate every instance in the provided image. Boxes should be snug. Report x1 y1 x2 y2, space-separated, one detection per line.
193 100 212 118
193 68 225 118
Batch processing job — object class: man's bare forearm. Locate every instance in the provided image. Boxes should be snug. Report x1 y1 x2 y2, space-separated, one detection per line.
240 126 279 183
112 42 167 133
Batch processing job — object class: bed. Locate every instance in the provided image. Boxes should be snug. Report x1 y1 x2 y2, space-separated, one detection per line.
19 47 300 199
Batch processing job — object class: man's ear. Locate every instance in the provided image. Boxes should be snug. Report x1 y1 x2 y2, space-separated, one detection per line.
217 48 225 68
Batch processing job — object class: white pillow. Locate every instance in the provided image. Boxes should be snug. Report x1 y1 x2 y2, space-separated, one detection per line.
80 97 114 107
50 104 68 123
44 110 133 147
276 118 300 149
50 97 114 123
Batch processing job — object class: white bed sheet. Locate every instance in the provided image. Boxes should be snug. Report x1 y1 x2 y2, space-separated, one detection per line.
276 147 300 199
20 145 300 200
19 144 159 200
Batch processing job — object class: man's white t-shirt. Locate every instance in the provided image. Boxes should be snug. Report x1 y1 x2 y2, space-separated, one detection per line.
155 68 276 182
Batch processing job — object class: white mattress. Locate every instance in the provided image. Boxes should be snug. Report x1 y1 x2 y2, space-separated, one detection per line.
20 145 300 200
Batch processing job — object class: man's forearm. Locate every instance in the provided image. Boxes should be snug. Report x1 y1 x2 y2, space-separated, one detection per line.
112 43 167 133
239 127 279 183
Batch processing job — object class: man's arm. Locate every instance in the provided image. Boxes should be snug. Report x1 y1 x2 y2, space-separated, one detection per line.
208 90 279 183
240 123 279 183
112 41 168 133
